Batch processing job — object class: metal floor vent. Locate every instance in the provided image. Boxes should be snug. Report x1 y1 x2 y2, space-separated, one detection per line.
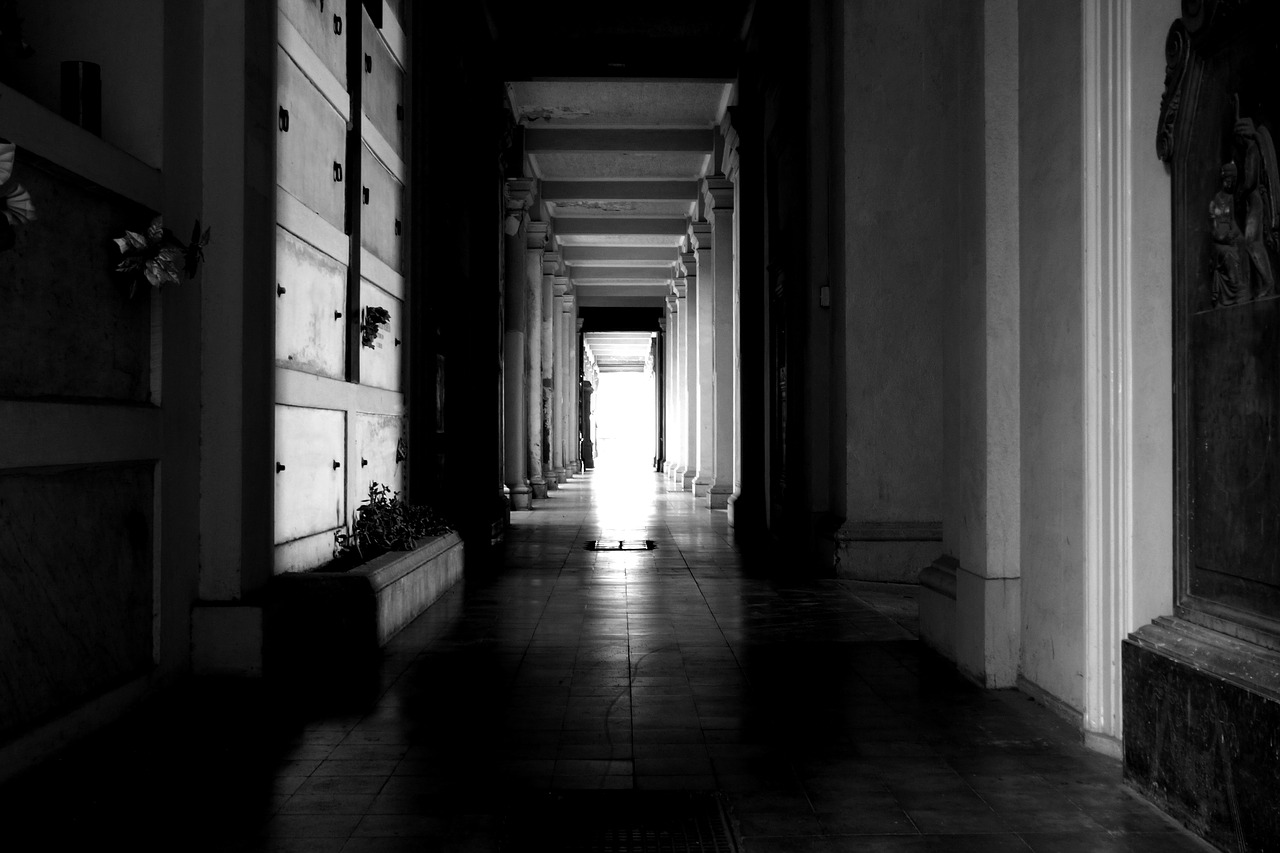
508 791 738 853
586 539 656 551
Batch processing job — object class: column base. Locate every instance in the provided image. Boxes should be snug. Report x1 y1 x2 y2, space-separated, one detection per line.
531 480 549 500
546 477 558 491
510 486 532 510
692 478 713 498
955 566 1020 688
556 468 568 484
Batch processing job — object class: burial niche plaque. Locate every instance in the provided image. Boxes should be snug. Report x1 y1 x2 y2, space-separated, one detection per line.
1159 0 1280 644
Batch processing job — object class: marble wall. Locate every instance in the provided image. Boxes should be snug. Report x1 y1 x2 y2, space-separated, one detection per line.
0 464 154 740
0 160 153 401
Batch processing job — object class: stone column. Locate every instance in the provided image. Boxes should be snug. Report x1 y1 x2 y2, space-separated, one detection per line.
526 221 547 500
670 294 680 479
541 246 557 491
689 223 714 498
656 318 667 472
552 279 568 483
573 316 584 473
581 379 595 469
680 248 698 491
722 117 745 524
503 180 534 510
704 179 736 509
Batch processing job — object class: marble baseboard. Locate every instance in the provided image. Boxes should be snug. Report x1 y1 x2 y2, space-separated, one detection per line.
1124 617 1280 851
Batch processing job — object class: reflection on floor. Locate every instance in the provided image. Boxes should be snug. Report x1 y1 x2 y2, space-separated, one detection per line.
0 463 1214 852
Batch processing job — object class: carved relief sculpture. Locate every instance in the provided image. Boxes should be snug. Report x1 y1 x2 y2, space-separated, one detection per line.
1208 162 1245 305
1204 101 1277 307
1232 109 1278 298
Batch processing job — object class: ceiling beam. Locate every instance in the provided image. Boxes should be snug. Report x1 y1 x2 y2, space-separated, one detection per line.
542 181 699 201
569 267 673 282
525 129 714 152
554 218 688 236
562 246 681 264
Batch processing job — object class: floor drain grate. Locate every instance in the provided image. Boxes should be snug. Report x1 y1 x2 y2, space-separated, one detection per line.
585 540 656 551
507 791 738 853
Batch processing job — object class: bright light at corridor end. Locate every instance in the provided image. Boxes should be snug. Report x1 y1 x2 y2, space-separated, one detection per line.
592 372 655 473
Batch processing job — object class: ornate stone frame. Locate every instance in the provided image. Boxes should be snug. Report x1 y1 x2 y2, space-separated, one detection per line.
1158 0 1280 651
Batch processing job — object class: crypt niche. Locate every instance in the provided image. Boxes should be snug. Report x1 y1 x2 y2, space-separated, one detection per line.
1159 0 1280 644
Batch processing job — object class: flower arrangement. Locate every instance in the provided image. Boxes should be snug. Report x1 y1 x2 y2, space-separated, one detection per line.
362 305 391 348
0 138 35 252
113 216 210 297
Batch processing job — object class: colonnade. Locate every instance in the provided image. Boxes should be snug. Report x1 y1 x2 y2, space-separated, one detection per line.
501 116 741 519
502 179 581 510
663 117 742 517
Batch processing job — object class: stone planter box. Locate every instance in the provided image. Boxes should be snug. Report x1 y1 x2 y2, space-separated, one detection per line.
266 532 464 674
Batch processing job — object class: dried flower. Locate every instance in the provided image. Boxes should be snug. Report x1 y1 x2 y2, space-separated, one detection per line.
113 216 210 297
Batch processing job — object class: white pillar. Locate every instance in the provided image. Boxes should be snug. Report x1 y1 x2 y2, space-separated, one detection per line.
573 315 583 473
680 249 698 491
542 250 559 490
503 180 535 510
705 179 736 509
526 221 547 500
556 282 572 483
689 223 714 498
670 294 680 479
723 118 744 524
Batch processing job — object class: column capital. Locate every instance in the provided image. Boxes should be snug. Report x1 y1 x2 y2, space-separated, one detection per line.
562 294 575 313
553 280 568 298
688 220 712 250
658 318 667 332
505 178 536 211
576 317 584 331
673 279 687 299
721 110 741 183
527 220 549 250
681 249 697 275
666 294 679 311
542 250 564 275
702 177 735 213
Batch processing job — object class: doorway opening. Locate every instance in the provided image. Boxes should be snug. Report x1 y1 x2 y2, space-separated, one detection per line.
592 370 655 474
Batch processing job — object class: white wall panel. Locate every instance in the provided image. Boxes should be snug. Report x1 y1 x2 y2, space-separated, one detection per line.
274 404 346 544
275 227 347 379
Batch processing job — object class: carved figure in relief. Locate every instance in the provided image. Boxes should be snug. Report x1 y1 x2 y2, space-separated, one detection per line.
1232 111 1277 299
1207 100 1279 307
1209 162 1247 305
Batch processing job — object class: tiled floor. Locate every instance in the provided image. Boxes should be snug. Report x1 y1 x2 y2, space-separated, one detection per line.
1 463 1215 852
